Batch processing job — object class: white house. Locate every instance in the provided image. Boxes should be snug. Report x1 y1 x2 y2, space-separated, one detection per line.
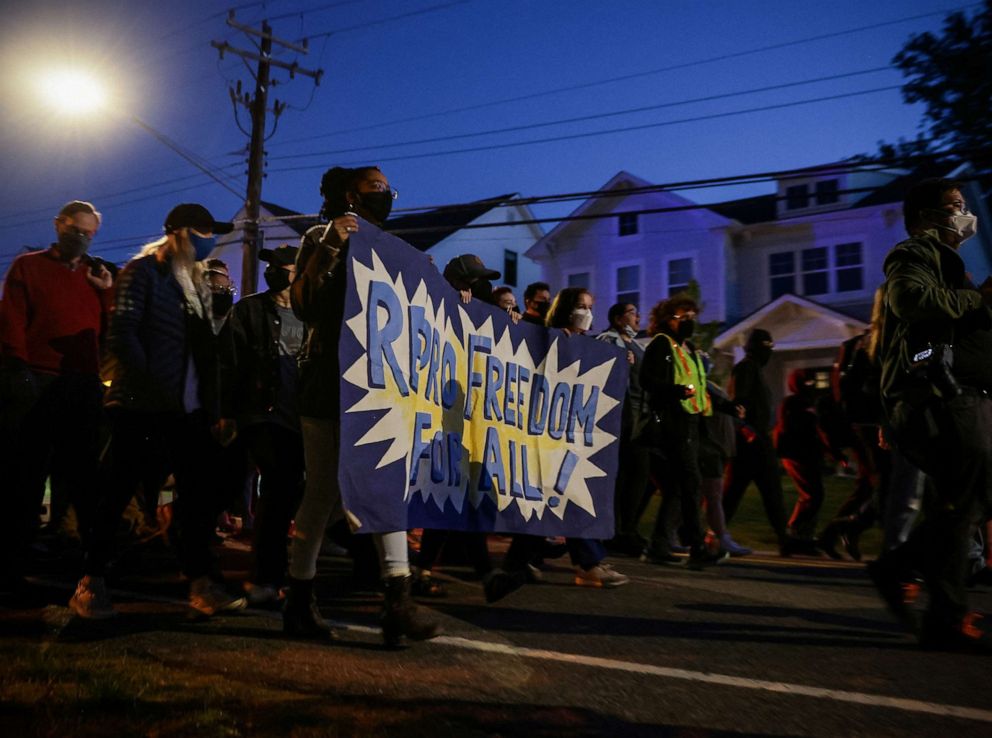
525 171 736 327
213 196 544 299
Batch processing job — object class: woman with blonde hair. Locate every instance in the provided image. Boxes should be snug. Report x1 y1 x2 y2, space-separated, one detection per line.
70 203 243 620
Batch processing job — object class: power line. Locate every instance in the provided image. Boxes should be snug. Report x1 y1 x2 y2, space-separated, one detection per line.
300 0 472 42
264 0 363 23
269 66 894 162
270 2 980 149
270 85 905 172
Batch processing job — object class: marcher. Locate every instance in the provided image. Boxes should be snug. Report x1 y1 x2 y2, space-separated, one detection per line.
70 203 244 619
286 165 440 646
0 200 112 589
639 295 732 569
597 303 651 557
229 245 306 605
871 177 992 651
521 281 551 326
722 329 793 555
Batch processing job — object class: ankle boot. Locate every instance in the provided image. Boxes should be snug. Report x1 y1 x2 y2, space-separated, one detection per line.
381 575 441 648
283 576 337 641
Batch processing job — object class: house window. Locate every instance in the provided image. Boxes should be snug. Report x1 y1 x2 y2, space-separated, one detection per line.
801 247 829 296
769 251 795 299
616 265 640 311
618 212 638 236
503 249 518 287
567 272 590 289
667 258 693 296
785 184 809 210
816 179 839 205
835 242 863 292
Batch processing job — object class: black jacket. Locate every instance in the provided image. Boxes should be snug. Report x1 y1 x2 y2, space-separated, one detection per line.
229 290 293 420
104 253 231 419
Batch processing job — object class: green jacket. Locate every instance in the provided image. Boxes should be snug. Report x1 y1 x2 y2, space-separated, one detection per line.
879 229 984 412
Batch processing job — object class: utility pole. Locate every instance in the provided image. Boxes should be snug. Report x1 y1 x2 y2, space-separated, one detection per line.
212 12 322 296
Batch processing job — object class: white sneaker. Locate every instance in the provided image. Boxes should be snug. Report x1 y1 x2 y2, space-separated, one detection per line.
189 576 247 616
69 575 116 619
575 564 630 588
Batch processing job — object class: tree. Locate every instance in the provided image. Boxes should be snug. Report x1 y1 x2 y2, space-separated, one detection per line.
886 1 992 170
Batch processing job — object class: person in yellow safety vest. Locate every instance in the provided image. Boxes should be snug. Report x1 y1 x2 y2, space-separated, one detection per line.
638 294 740 570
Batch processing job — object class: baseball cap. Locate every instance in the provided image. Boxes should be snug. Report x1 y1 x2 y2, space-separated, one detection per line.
442 254 500 286
164 203 234 235
259 244 299 266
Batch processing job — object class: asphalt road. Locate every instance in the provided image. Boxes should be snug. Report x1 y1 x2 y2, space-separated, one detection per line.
2 539 990 737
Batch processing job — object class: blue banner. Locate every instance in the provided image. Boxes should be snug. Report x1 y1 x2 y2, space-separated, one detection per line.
337 222 628 538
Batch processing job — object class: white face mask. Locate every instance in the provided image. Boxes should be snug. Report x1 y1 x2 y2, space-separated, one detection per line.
623 324 638 339
571 307 593 332
949 212 978 242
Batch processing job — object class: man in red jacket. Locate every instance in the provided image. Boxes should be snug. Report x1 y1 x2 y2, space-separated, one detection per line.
0 200 113 592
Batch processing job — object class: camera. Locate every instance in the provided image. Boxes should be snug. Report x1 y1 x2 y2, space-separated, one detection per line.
910 343 961 400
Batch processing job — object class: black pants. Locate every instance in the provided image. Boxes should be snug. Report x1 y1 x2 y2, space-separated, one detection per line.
881 392 992 629
0 372 103 574
722 433 788 543
241 422 305 587
417 529 492 577
84 410 228 581
781 458 824 540
648 420 704 553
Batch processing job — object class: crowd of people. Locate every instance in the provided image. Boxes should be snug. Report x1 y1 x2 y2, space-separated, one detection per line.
1 170 990 652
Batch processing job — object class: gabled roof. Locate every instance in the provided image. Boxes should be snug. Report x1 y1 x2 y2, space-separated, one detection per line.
714 293 867 352
259 201 322 236
385 194 518 252
706 194 777 225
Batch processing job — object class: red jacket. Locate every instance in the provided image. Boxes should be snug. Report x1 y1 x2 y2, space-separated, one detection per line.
0 248 111 375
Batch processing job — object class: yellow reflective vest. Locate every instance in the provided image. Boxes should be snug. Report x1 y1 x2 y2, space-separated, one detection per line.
658 334 711 416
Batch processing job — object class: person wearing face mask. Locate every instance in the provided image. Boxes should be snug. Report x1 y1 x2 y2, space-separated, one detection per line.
69 203 245 620
228 245 306 606
773 369 847 554
522 281 552 325
596 303 651 557
869 178 992 652
0 200 113 593
721 328 794 556
639 296 733 569
286 166 440 646
442 254 503 303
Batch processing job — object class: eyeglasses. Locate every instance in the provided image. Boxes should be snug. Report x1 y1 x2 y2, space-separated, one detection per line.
672 311 697 321
364 181 399 200
624 308 640 316
944 200 970 215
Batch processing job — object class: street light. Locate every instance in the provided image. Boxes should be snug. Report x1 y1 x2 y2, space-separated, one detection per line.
34 68 109 115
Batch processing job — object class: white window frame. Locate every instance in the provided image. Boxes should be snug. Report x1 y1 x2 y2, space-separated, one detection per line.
564 267 594 295
612 259 645 312
664 253 696 297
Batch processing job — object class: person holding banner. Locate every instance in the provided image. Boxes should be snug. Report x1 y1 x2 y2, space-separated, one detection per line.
639 295 734 570
287 165 440 646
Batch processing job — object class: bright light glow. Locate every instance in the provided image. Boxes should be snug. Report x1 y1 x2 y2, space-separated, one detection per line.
35 69 108 115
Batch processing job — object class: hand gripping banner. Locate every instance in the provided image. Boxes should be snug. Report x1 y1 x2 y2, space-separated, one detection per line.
337 222 628 538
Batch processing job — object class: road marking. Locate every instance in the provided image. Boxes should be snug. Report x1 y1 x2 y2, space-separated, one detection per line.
32 578 992 724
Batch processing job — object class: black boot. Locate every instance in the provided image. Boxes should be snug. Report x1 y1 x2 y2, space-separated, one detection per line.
283 576 337 641
381 575 441 648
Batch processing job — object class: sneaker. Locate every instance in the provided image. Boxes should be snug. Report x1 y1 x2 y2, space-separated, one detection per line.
575 564 630 588
920 612 992 654
410 573 447 598
720 532 752 557
686 548 730 571
189 576 247 617
243 582 281 608
483 568 526 603
524 563 544 583
640 547 682 565
69 575 116 620
866 560 920 635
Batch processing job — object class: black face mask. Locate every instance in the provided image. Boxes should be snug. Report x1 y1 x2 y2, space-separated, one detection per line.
264 266 291 293
354 191 393 224
471 279 494 303
676 319 695 342
533 301 550 317
57 229 92 261
749 346 773 366
212 291 234 319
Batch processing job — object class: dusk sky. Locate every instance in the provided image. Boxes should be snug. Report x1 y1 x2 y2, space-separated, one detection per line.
0 0 972 276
